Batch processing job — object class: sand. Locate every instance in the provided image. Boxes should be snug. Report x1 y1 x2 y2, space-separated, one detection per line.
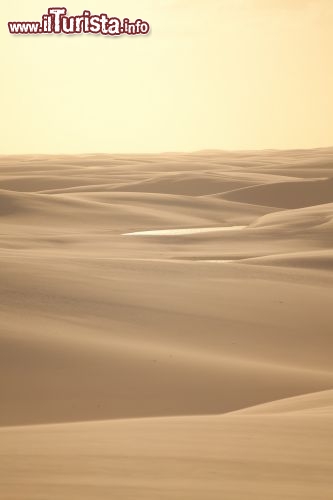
0 148 332 498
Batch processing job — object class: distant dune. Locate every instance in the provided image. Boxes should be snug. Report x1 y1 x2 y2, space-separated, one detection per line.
0 148 332 499
223 177 333 208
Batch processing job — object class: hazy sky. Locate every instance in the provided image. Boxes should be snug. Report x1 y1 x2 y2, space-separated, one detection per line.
1 0 332 154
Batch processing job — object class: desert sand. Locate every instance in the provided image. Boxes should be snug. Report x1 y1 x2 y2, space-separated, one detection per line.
0 148 332 499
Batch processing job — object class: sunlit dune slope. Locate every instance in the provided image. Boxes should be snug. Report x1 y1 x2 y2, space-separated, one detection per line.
1 390 332 500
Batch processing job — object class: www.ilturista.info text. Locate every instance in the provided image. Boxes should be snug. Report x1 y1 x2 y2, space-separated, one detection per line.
8 8 150 36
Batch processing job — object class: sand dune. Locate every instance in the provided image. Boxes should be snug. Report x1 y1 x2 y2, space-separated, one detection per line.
1 390 332 500
250 202 333 231
237 388 333 414
244 249 333 271
222 177 333 208
0 148 332 498
2 251 332 426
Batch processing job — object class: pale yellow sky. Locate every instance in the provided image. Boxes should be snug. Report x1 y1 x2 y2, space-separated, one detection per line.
1 0 332 154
